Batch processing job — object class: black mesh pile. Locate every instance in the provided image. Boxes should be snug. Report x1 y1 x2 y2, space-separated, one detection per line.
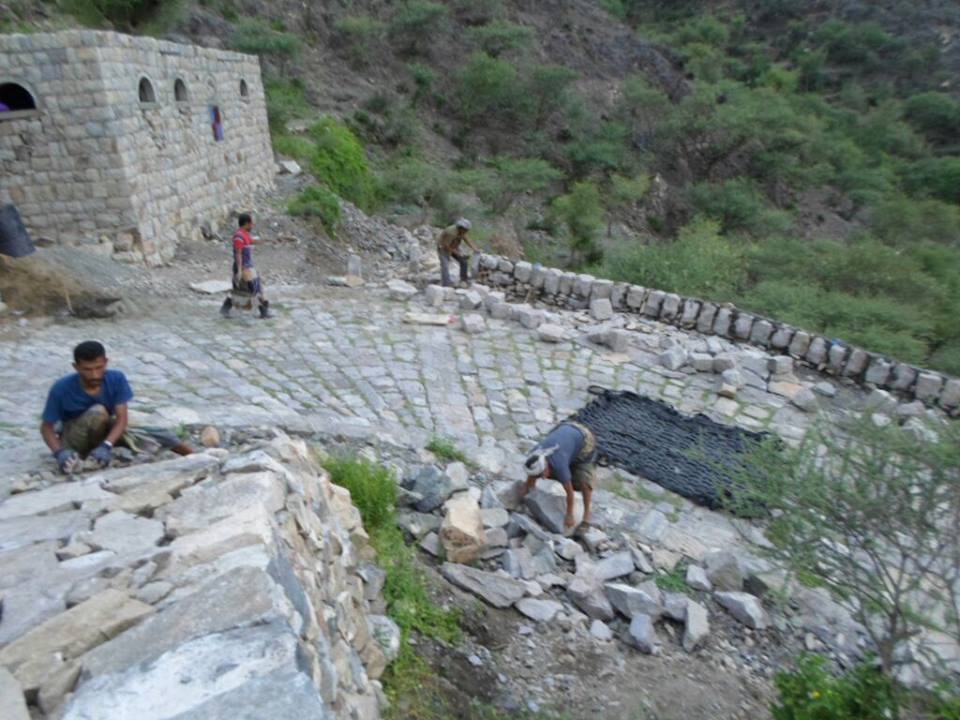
0 204 35 258
568 386 770 509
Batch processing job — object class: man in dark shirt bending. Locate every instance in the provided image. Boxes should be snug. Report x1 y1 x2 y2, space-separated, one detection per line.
520 421 598 533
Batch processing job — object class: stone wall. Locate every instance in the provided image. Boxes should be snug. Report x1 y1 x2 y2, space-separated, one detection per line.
0 436 394 718
0 30 274 265
472 253 960 410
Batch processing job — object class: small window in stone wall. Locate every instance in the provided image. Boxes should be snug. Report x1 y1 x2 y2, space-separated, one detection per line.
138 77 156 104
174 79 188 103
240 79 249 99
0 82 38 114
210 105 224 141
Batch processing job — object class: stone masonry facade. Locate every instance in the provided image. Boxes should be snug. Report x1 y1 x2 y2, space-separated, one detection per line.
0 30 274 265
472 253 960 410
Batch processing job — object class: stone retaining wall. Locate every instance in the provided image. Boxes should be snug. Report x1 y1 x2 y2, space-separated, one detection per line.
0 30 274 265
0 435 392 718
473 253 960 410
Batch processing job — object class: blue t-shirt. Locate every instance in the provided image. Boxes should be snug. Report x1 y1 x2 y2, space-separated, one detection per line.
41 369 134 424
533 423 587 486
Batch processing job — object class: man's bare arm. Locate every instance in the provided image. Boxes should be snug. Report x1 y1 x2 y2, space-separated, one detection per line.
40 421 63 453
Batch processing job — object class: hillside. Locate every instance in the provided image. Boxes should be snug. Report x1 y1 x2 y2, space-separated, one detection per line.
4 0 960 374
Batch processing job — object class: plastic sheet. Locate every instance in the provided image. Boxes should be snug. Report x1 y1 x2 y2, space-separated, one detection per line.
568 386 770 509
0 204 36 258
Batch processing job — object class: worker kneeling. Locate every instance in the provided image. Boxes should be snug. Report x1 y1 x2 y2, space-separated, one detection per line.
40 341 194 475
519 421 597 534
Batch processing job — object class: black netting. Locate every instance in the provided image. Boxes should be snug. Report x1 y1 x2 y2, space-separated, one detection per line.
568 386 770 509
0 204 35 258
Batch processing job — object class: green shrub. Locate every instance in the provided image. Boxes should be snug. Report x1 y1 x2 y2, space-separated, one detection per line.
551 181 604 265
425 436 469 464
903 157 960 204
333 15 385 67
458 156 563 212
870 196 960 245
903 92 960 144
772 655 898 720
407 62 437 105
288 186 341 234
455 52 531 129
230 18 300 66
380 157 449 208
689 178 793 237
308 117 378 210
272 134 315 164
600 218 745 300
60 0 177 28
390 1 447 55
565 120 630 177
673 15 729 47
324 455 396 531
528 64 579 124
466 21 533 57
264 78 311 134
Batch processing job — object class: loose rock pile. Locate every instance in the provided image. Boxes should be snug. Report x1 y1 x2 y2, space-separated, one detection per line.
0 435 395 719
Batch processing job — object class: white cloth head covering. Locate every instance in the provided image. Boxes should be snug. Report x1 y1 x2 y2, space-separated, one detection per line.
455 218 471 230
524 444 558 477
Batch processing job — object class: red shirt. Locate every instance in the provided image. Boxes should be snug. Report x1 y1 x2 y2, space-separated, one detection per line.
233 228 254 268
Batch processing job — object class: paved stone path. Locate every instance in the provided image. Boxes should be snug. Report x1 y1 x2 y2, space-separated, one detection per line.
0 278 831 487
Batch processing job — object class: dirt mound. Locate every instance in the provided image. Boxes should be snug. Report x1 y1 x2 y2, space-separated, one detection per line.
0 248 143 318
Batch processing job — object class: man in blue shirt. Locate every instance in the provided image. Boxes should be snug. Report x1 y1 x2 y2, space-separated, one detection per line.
520 421 598 533
41 341 193 474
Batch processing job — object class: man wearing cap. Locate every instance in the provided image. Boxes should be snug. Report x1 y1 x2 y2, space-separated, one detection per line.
436 218 479 287
519 420 597 533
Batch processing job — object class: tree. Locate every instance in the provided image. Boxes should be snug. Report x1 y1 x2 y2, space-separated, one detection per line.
725 415 960 679
551 181 604 266
389 1 447 56
455 52 531 130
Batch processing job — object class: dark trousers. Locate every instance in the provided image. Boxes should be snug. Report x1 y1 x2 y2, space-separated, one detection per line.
439 249 468 287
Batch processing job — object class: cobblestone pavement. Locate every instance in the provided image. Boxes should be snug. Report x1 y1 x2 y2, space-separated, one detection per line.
0 273 833 488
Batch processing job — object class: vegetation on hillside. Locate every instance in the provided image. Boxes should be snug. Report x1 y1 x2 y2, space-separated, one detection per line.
6 0 960 373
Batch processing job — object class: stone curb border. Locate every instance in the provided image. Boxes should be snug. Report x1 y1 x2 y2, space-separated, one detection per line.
471 253 959 411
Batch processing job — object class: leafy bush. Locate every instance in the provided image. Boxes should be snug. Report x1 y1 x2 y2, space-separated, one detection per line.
272 134 314 164
308 117 378 210
527 64 578 124
467 21 533 57
380 157 449 208
689 178 793 236
455 52 531 129
870 196 960 245
903 92 960 145
425 436 469 464
60 0 177 29
325 455 396 530
390 1 447 55
902 157 960 204
551 181 604 265
565 119 631 177
673 15 729 47
728 415 960 678
288 186 341 234
333 15 385 67
407 62 437 105
772 655 898 720
460 156 563 212
264 78 311 133
230 18 300 66
600 218 745 300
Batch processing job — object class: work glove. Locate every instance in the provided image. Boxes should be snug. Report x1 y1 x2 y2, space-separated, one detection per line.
54 448 82 474
89 442 113 468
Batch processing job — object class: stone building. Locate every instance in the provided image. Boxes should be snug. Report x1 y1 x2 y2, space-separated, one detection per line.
0 30 275 265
